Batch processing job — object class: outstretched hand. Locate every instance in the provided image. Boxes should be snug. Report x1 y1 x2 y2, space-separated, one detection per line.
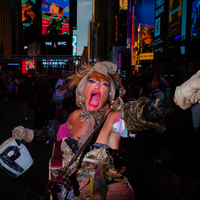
13 126 34 143
174 70 200 109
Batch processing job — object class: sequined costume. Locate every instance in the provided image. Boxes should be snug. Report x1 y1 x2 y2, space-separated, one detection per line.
58 139 133 200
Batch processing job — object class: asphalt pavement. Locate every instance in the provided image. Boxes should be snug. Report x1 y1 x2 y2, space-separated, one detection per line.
0 99 199 200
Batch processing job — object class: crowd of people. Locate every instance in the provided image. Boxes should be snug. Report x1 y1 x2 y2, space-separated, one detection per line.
0 64 200 200
23 70 76 129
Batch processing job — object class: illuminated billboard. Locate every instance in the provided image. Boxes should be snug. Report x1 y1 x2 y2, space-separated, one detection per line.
42 59 68 68
126 0 132 49
191 0 200 40
42 0 70 35
22 0 36 29
168 0 182 42
72 35 77 56
154 0 169 59
131 5 136 66
22 59 36 74
119 0 128 10
140 26 154 52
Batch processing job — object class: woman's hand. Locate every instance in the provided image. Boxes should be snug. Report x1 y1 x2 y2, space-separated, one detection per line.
174 70 200 109
13 126 34 143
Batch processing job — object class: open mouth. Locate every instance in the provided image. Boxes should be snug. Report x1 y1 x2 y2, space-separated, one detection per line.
88 91 101 107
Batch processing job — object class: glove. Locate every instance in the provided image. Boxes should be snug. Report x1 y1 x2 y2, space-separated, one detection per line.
174 70 200 109
13 126 34 143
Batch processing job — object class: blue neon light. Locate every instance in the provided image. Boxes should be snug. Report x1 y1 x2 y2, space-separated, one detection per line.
174 35 180 41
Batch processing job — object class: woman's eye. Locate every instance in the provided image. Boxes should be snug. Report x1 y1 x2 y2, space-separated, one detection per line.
102 82 109 87
88 79 95 83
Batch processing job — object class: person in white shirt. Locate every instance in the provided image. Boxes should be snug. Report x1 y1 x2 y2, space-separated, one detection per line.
53 72 68 121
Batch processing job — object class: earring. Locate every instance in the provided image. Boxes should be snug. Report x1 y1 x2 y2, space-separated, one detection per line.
109 92 111 100
76 91 84 108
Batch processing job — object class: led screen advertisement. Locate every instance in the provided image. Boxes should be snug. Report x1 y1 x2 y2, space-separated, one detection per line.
42 59 68 68
119 0 128 10
126 0 132 49
22 0 36 29
22 59 36 74
42 0 70 35
191 0 200 40
154 0 169 60
168 0 182 43
72 35 77 56
140 26 154 52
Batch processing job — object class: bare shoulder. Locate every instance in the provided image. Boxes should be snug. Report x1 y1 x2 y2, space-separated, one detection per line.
67 109 81 130
103 110 120 132
68 109 81 123
107 110 120 124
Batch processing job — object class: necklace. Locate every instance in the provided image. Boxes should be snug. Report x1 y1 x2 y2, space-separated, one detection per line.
91 109 105 125
80 111 90 123
80 105 108 125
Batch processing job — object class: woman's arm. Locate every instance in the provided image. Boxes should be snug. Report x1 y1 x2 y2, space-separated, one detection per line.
142 93 180 123
119 70 200 135
58 84 68 91
13 120 60 143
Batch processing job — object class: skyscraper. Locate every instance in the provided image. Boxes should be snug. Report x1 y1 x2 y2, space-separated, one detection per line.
0 0 22 55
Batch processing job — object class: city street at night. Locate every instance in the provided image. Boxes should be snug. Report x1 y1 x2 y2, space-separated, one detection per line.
1 0 200 199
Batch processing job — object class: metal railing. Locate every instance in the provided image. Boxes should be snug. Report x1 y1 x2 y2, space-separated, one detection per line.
0 55 83 62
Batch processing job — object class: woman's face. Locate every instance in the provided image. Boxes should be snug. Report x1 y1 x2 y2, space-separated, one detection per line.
83 72 110 112
50 3 60 14
147 75 159 91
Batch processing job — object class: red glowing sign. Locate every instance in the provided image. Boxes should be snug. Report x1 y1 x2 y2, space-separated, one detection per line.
22 60 28 74
22 59 36 74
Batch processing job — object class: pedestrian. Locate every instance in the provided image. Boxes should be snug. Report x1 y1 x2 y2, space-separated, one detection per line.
0 74 6 120
128 72 165 198
25 79 36 121
32 74 53 129
6 73 19 108
164 79 176 96
156 70 167 92
169 102 200 200
138 72 164 100
13 62 200 200
52 71 68 122
48 71 58 93
130 77 139 100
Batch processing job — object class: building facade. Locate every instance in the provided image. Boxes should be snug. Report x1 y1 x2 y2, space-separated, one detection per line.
0 0 22 55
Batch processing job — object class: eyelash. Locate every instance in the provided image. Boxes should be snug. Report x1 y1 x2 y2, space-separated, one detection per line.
88 79 109 87
88 79 95 83
103 82 109 87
